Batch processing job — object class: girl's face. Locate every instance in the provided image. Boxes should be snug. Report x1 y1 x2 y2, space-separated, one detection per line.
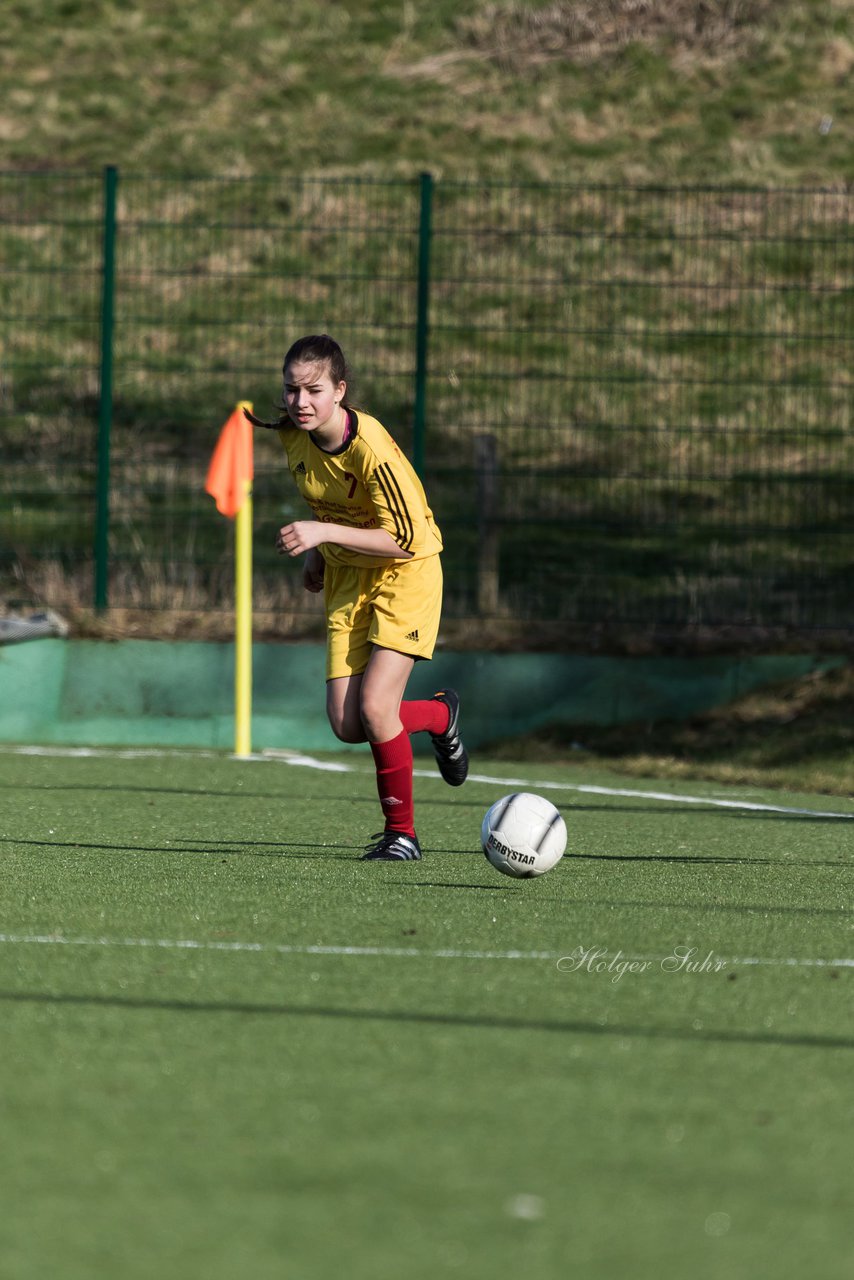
283 360 346 433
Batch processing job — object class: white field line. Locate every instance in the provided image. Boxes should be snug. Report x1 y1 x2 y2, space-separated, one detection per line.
4 743 853 820
454 771 854 820
0 933 560 961
5 745 222 760
0 932 852 969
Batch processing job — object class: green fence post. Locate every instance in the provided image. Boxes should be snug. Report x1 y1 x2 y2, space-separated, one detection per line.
94 164 118 610
412 171 434 479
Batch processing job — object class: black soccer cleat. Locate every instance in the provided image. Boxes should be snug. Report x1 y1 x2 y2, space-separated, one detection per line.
361 830 423 861
430 689 469 787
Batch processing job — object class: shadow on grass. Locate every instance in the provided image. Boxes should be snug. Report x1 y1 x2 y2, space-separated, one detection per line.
3 779 853 825
570 851 851 866
3 780 852 824
0 782 384 804
0 836 357 860
1 987 851 1051
1 835 850 868
400 880 507 891
583 897 852 917
3 829 850 870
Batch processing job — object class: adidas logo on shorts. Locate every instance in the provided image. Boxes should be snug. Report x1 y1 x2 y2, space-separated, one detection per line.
294 462 306 475
405 629 419 641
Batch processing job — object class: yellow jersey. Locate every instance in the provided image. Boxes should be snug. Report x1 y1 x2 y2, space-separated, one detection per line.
278 411 443 568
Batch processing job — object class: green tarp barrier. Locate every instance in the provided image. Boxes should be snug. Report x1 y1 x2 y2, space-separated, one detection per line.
0 639 842 753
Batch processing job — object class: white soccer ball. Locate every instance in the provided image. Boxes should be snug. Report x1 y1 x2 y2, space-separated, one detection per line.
481 792 567 879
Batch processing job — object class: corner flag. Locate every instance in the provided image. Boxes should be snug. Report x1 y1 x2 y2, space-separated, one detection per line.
205 403 254 517
206 402 254 758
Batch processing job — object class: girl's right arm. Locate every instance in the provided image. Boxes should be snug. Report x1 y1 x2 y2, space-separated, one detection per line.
278 520 409 560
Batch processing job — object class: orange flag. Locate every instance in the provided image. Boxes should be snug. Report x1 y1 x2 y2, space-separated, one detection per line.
205 402 253 518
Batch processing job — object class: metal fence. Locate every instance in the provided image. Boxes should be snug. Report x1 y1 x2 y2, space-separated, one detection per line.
2 170 852 643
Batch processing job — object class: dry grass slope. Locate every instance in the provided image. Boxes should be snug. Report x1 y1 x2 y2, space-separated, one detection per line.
484 662 854 796
2 0 852 183
457 0 776 69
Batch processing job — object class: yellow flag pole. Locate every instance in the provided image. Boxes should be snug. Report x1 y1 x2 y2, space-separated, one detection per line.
234 402 253 758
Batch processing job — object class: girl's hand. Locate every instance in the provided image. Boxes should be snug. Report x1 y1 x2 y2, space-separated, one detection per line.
276 521 323 556
303 548 325 594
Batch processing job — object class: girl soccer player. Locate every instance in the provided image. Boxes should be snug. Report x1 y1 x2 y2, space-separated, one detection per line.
246 334 468 861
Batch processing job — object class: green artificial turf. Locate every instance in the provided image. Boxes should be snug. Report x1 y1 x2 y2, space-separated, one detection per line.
1 746 852 1280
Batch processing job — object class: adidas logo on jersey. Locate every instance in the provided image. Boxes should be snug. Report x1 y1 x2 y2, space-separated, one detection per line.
405 629 419 641
294 462 306 475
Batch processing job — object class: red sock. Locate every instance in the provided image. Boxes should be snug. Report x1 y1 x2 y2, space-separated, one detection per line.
370 729 415 834
399 698 450 736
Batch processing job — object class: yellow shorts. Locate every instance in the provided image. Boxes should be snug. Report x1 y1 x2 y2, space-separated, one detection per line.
323 554 443 680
